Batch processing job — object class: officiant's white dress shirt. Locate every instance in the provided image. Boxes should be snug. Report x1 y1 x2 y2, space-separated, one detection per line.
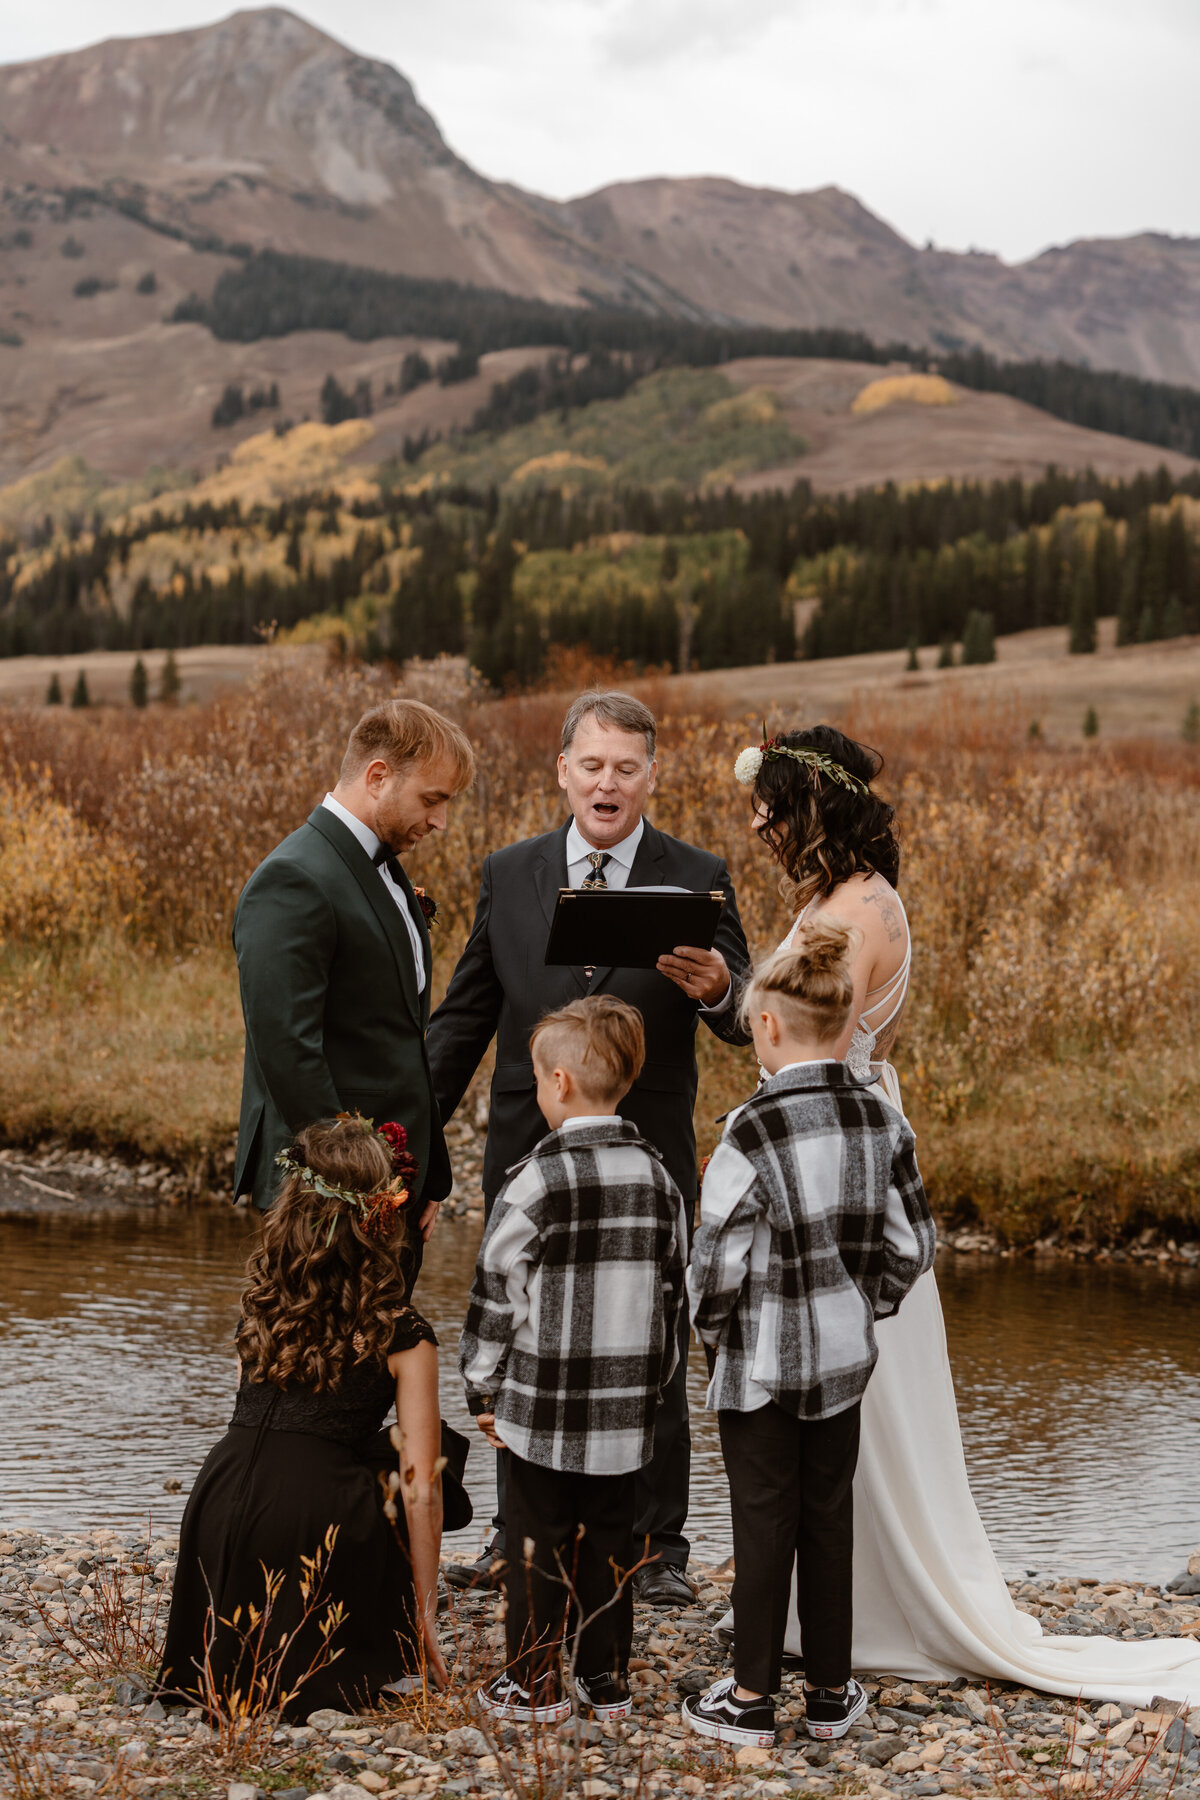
321 792 426 994
564 817 729 1012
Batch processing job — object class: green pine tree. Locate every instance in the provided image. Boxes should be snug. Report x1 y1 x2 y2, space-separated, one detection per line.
1068 560 1097 654
129 657 148 708
1183 699 1200 745
159 650 181 704
70 670 90 708
937 636 956 668
45 672 63 705
1163 595 1186 639
1083 705 1099 739
905 637 920 672
1028 718 1042 739
961 611 996 665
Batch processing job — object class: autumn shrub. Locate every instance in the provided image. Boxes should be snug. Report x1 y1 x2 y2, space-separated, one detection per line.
1 653 1198 1237
0 767 139 947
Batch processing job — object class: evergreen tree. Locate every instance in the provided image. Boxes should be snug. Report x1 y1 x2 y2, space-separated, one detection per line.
937 636 956 668
45 672 63 704
129 657 148 708
906 637 919 671
1163 595 1186 639
1083 705 1099 738
1183 699 1200 745
159 650 181 704
70 670 90 708
1068 559 1097 654
1028 719 1042 739
961 610 996 665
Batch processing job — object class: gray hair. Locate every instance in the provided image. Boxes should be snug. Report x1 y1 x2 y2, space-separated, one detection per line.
560 690 657 759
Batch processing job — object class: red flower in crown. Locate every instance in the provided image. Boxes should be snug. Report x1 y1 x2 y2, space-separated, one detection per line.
379 1121 420 1188
412 886 438 927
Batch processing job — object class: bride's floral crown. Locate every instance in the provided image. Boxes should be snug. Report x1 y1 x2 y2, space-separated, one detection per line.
734 727 868 795
275 1113 418 1246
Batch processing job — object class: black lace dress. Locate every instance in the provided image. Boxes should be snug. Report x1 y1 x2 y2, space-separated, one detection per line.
159 1308 438 1719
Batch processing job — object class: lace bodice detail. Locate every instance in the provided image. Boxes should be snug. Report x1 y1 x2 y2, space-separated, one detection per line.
231 1308 437 1446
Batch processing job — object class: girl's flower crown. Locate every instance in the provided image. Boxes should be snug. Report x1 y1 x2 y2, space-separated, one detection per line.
275 1113 417 1245
734 726 868 795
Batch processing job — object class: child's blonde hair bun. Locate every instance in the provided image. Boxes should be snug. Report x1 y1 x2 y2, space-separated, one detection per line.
741 917 860 1040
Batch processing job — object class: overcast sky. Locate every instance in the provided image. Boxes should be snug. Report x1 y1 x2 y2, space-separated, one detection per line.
2 0 1197 264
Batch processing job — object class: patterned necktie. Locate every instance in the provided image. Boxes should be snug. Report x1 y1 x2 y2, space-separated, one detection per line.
582 851 611 889
581 851 610 975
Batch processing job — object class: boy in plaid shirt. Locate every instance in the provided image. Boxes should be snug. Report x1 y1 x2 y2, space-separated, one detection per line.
684 921 935 1749
460 995 687 1725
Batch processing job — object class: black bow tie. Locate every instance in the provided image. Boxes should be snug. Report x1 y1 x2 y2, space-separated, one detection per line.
373 844 400 876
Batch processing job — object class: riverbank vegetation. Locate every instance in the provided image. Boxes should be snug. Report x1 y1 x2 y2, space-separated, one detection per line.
1 653 1197 1245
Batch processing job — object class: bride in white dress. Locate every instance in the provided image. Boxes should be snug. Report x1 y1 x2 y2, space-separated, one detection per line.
718 724 1200 1706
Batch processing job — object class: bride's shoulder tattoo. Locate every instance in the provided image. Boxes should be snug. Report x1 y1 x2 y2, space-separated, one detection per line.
860 886 904 944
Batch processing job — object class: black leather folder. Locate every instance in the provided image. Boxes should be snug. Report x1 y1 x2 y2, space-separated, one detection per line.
544 887 726 969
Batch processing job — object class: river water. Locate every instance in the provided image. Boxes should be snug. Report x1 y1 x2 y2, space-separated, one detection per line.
2 1212 1197 1582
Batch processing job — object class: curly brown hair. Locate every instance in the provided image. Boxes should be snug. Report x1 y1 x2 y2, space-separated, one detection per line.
236 1117 410 1393
752 724 900 911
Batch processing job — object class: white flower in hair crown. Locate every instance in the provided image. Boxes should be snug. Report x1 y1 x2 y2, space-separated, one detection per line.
734 728 868 794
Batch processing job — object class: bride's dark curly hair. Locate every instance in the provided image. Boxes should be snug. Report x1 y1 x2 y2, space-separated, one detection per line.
236 1116 410 1393
752 724 900 912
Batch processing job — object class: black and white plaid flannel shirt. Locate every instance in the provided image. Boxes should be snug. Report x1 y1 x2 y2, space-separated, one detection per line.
687 1061 936 1421
459 1117 688 1474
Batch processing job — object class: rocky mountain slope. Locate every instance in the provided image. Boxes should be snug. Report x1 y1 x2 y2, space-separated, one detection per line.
2 6 1198 486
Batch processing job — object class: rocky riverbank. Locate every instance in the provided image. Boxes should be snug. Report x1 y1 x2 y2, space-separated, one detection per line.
2 1525 1199 1799
2 1130 1199 1269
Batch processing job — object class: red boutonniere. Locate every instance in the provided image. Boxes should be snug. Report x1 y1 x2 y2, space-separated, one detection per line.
412 886 438 927
379 1121 420 1186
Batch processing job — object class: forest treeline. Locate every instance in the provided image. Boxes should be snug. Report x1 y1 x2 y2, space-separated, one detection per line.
3 465 1198 683
172 250 1200 458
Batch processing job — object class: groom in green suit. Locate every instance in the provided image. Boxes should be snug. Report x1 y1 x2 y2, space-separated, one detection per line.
233 697 475 1251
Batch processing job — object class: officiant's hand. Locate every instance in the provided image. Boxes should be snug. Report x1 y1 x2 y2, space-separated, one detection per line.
657 945 730 1006
417 1198 440 1241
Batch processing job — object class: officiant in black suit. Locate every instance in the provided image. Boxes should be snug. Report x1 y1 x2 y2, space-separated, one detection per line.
232 698 475 1272
427 690 752 1604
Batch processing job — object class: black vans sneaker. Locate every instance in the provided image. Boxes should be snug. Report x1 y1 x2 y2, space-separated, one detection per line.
576 1672 632 1721
477 1672 571 1724
804 1676 869 1739
682 1675 776 1747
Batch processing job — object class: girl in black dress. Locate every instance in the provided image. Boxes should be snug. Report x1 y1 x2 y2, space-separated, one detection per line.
159 1115 448 1718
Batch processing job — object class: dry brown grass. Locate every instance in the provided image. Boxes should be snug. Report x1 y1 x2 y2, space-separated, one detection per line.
1 651 1198 1241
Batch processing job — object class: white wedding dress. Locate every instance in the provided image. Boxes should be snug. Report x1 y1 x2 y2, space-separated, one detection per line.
719 897 1200 1706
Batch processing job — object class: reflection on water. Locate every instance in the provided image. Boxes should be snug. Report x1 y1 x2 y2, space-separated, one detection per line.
1 1212 1197 1582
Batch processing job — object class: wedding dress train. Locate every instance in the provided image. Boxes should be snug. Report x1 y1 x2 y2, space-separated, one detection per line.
715 893 1200 1705
840 1238 1200 1704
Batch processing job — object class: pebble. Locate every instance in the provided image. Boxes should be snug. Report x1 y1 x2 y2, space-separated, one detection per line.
1 1526 1198 1798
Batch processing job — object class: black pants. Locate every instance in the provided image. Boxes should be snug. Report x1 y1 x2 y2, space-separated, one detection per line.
491 1320 690 1568
503 1451 636 1695
718 1399 861 1696
484 1194 691 1572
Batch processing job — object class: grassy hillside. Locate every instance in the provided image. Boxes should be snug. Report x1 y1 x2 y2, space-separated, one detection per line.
409 368 804 494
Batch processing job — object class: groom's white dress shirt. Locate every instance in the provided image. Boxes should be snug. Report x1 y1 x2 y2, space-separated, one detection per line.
565 817 730 1013
321 792 426 994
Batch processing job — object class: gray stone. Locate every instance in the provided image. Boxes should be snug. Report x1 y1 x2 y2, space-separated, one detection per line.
274 1790 310 1800
861 1734 908 1766
444 1725 490 1755
112 1677 151 1707
307 1708 356 1731
325 1750 357 1772
141 1698 166 1721
1163 1718 1196 1754
1165 1574 1200 1596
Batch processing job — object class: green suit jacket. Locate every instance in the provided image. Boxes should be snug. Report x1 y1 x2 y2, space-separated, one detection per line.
232 805 451 1211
